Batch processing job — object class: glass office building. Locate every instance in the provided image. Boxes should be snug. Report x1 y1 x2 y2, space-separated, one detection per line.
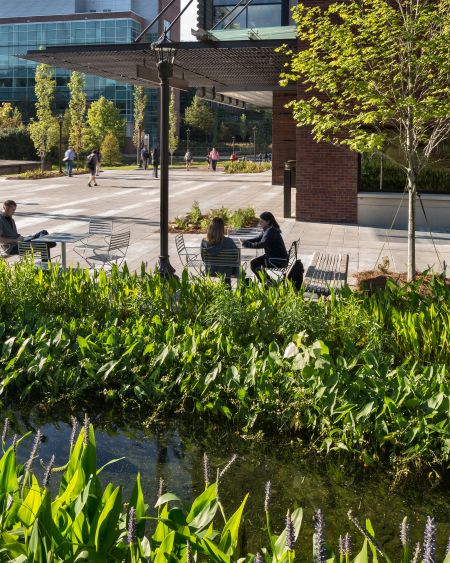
0 15 157 134
211 0 297 30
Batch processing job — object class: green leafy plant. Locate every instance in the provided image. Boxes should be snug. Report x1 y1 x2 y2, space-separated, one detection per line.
223 161 272 174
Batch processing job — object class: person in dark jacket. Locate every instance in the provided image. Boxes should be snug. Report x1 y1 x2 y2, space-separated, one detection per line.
242 211 288 275
152 146 160 178
201 217 239 285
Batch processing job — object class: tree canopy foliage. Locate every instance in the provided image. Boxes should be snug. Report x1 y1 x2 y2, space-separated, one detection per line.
281 0 450 279
68 72 87 166
84 96 125 150
184 95 214 139
0 103 23 129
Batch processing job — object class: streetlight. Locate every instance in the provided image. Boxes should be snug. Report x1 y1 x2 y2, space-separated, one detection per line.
186 128 190 152
152 33 177 277
58 114 64 173
252 125 257 162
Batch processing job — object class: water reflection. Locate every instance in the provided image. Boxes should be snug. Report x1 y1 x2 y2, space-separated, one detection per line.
4 409 449 558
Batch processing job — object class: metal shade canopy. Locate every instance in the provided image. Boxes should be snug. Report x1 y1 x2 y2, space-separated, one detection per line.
22 38 296 108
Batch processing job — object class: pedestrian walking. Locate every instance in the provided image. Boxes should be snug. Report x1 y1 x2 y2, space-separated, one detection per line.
209 147 219 171
63 145 75 177
86 149 98 187
184 149 193 170
140 145 149 170
152 146 160 178
206 148 211 169
95 149 102 176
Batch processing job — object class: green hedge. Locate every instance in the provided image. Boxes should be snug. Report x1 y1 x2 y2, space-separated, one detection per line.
0 128 37 161
360 154 450 194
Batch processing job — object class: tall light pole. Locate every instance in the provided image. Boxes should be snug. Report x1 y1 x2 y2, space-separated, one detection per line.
58 114 64 173
252 125 257 162
152 34 177 277
186 128 190 152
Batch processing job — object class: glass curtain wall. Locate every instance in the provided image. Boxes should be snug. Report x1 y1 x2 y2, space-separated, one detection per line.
212 0 294 29
0 18 157 133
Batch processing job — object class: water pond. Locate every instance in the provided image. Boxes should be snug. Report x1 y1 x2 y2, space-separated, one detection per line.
4 409 449 559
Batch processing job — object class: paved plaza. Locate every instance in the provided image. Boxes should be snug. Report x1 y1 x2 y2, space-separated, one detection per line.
1 168 449 283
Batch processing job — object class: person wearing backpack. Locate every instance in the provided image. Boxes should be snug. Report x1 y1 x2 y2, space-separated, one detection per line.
86 149 98 187
184 149 193 170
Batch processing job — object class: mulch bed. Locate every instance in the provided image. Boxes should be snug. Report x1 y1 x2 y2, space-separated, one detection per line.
354 270 449 294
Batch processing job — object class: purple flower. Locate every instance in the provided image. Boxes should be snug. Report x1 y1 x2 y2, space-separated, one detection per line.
423 516 436 563
411 542 421 563
219 454 237 478
42 454 55 488
83 413 90 446
285 510 295 551
256 552 264 563
313 509 326 563
25 430 41 475
69 416 78 452
338 535 344 557
264 481 271 513
203 453 210 487
343 533 352 558
446 536 450 556
2 418 9 443
400 516 410 548
11 434 17 451
127 507 136 545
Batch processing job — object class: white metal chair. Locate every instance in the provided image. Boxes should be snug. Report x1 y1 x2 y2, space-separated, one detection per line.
18 240 57 270
74 218 114 261
85 230 130 271
175 233 202 274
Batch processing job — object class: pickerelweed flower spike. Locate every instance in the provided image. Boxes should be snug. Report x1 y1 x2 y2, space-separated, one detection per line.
11 434 17 451
2 418 9 442
127 507 136 545
344 533 352 559
347 509 385 557
25 430 41 475
69 416 78 452
203 452 210 488
423 516 436 563
83 413 90 446
410 542 421 563
42 454 55 488
313 509 326 563
255 552 264 563
216 468 220 503
264 480 271 513
219 453 237 478
400 516 410 548
158 477 164 499
285 509 295 551
446 536 450 556
338 535 344 557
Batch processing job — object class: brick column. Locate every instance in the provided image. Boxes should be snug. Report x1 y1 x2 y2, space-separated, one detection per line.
272 90 297 185
296 126 358 223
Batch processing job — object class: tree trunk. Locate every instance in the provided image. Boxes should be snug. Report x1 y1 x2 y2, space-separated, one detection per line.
407 168 416 281
40 155 45 174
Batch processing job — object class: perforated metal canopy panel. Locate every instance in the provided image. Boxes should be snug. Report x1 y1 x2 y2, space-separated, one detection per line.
22 38 296 107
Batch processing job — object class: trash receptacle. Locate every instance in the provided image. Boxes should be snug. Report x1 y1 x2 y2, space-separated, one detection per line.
284 160 296 218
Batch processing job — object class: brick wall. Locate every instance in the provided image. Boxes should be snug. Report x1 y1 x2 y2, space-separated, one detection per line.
296 125 358 223
272 90 297 185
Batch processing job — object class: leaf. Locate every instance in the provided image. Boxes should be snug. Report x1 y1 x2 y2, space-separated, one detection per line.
186 483 216 524
219 493 249 555
356 402 374 421
94 485 122 552
155 492 182 508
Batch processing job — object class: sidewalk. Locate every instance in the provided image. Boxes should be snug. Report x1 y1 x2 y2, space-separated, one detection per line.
1 168 448 281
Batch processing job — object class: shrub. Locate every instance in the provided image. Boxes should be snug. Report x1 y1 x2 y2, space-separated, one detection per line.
0 128 37 160
187 200 202 225
101 131 121 165
223 160 272 174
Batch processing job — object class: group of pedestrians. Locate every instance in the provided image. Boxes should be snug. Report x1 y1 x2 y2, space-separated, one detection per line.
140 145 160 178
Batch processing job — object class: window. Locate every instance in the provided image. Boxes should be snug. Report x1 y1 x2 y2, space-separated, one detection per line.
213 0 285 29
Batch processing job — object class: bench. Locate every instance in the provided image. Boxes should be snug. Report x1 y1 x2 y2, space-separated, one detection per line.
303 252 349 297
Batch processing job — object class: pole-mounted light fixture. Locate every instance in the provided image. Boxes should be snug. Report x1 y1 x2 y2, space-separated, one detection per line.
252 125 257 162
58 114 64 174
151 33 177 276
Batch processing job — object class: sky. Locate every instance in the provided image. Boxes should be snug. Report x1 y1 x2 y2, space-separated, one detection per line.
179 0 198 41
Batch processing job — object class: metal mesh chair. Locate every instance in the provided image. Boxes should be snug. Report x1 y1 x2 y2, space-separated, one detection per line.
201 246 243 280
18 240 53 269
266 239 299 281
85 230 130 271
175 234 202 274
74 218 113 261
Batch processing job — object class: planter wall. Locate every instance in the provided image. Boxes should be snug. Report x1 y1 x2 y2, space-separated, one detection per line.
358 192 450 229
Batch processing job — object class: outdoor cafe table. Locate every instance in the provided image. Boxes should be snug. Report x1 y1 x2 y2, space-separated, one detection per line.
37 232 89 269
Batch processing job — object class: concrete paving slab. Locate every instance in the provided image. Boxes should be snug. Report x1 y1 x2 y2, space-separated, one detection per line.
1 168 448 282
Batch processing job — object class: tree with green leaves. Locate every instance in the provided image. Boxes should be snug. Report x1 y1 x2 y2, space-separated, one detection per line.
0 103 23 129
84 96 125 151
133 85 147 166
101 131 121 166
184 95 214 141
28 64 59 173
68 71 87 170
281 0 450 280
168 89 179 165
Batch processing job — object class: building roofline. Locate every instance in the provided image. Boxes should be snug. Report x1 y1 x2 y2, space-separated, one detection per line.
0 11 145 27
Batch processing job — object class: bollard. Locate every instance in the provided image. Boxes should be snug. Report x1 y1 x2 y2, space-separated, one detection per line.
283 160 296 218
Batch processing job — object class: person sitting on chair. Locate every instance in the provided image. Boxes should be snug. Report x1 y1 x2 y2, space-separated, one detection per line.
241 211 288 276
201 217 239 285
0 200 56 256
